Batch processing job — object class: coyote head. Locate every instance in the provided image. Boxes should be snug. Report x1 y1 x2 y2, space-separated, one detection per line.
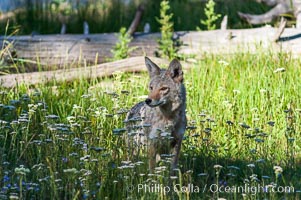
144 57 184 109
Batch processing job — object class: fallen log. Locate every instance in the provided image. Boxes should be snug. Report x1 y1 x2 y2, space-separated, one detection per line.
0 33 158 67
177 27 301 56
1 27 301 68
0 56 193 88
238 0 301 28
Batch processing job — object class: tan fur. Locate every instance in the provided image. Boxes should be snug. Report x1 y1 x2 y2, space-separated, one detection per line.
149 89 161 100
125 57 187 172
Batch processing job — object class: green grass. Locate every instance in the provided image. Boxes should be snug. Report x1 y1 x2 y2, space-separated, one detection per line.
0 52 301 199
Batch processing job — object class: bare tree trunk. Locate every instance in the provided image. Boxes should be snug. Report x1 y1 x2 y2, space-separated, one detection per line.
127 4 145 36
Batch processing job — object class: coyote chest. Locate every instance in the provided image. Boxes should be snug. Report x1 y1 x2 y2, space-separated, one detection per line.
142 105 185 141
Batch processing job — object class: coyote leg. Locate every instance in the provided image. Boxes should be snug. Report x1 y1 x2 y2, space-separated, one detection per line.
148 140 157 172
171 139 182 170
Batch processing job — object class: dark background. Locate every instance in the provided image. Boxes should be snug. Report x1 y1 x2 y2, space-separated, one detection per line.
0 0 270 35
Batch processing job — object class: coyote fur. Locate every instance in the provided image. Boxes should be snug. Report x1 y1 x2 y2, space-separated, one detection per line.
125 57 187 171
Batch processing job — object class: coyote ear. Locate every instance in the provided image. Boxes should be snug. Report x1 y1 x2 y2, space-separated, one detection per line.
167 59 183 83
145 57 160 77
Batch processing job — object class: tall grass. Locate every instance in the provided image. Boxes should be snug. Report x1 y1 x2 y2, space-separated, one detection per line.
0 51 300 199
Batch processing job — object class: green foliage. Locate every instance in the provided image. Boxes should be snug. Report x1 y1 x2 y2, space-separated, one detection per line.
0 0 272 35
0 51 301 199
0 21 22 74
111 27 135 61
198 0 221 30
50 0 72 16
156 0 178 59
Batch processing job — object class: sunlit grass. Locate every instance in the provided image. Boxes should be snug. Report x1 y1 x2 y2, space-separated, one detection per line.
0 52 300 199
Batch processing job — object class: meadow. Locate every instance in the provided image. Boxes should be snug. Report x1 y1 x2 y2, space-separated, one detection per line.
0 51 300 199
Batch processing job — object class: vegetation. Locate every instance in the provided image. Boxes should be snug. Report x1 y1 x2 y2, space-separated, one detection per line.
156 0 178 59
0 51 300 199
110 27 135 61
198 0 221 30
0 1 299 199
0 0 271 35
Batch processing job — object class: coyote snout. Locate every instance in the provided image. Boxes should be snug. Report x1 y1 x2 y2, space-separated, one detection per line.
126 57 187 172
145 98 166 107
145 96 166 107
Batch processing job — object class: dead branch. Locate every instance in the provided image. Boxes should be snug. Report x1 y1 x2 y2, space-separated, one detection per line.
221 15 228 30
127 4 145 36
238 3 290 24
0 57 176 88
273 17 287 42
238 0 301 27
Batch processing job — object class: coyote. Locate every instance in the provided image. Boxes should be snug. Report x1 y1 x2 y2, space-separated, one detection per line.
125 57 186 171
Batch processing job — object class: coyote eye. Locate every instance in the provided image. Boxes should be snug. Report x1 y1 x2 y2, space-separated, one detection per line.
160 87 169 91
149 86 153 90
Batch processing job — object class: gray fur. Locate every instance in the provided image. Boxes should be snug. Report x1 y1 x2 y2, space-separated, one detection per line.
125 57 187 172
